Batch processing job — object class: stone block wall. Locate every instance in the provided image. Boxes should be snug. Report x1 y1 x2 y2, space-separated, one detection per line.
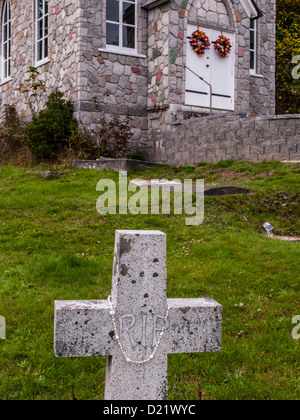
0 0 80 120
75 0 149 152
147 113 300 164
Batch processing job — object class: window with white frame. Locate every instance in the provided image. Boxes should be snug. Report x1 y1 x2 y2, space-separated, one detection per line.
106 0 137 52
1 0 11 81
250 19 257 74
36 0 49 64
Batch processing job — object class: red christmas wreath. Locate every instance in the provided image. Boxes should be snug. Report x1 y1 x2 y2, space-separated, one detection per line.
189 28 211 57
214 32 232 58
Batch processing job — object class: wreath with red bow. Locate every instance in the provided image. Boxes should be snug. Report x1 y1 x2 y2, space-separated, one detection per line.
214 32 232 58
189 28 211 57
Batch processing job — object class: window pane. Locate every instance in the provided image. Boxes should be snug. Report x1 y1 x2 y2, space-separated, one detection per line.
250 32 255 50
37 19 43 40
44 36 48 57
44 15 48 37
45 0 48 15
37 40 43 61
123 25 135 49
3 43 7 59
250 51 255 70
107 0 119 22
3 3 7 23
37 0 43 19
3 24 7 42
123 3 135 25
106 22 119 46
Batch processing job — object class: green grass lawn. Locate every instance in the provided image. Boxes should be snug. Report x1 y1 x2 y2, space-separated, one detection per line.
0 161 299 400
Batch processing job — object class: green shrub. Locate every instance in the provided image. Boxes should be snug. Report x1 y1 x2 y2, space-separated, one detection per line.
126 149 145 161
213 160 235 169
0 105 27 161
25 89 78 160
91 96 132 159
66 123 104 161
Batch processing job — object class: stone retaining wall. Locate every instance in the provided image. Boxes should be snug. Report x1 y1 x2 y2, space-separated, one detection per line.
146 113 300 164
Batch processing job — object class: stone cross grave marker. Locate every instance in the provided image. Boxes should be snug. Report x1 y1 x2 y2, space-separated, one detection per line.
54 230 222 400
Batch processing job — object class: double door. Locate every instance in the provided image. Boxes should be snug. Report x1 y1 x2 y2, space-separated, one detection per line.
185 25 235 111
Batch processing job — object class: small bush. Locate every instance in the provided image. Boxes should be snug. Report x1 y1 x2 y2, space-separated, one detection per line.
213 160 235 169
126 149 145 161
25 89 78 161
96 112 132 159
65 123 104 161
0 105 28 161
91 96 132 158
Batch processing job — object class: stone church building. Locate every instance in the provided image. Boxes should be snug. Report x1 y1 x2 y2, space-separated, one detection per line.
1 0 298 163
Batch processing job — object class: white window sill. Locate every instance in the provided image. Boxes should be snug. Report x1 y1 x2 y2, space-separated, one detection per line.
250 73 264 79
0 77 12 86
34 58 51 68
98 48 146 59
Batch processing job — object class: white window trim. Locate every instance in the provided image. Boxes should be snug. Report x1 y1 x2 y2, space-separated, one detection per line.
35 0 49 67
35 57 51 68
250 73 264 79
0 76 12 86
98 47 146 59
106 0 137 54
1 0 11 82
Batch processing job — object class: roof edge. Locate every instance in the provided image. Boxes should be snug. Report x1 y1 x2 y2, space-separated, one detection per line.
240 0 263 19
141 0 169 10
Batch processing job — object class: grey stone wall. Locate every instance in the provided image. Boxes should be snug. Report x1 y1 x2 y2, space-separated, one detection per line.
75 0 149 151
147 113 300 164
0 0 80 119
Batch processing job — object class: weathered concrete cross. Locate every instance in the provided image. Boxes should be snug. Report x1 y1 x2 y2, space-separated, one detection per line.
54 230 222 400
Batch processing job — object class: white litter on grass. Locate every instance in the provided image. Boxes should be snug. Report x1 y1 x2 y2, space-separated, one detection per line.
263 222 274 237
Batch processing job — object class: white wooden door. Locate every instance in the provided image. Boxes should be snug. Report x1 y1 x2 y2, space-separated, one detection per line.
185 25 235 111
